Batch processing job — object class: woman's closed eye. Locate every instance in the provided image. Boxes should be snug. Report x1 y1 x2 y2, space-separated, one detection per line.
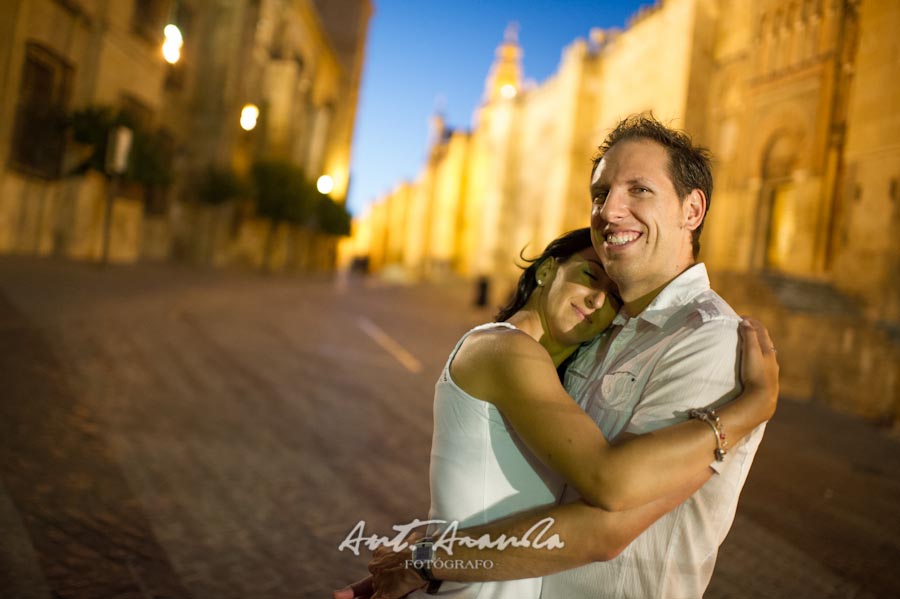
583 270 610 291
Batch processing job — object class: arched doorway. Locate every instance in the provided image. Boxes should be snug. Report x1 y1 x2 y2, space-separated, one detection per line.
755 132 802 272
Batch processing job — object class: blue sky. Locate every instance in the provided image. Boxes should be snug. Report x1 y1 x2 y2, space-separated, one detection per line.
347 0 653 215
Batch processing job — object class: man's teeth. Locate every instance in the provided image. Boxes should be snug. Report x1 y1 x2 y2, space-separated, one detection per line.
606 232 640 246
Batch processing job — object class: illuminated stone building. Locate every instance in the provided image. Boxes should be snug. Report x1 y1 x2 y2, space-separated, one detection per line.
0 0 174 261
348 0 900 421
0 0 371 267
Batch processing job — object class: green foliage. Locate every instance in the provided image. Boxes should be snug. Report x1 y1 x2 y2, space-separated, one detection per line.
68 106 117 174
128 129 173 187
197 165 248 206
315 195 352 236
66 105 172 187
250 160 318 225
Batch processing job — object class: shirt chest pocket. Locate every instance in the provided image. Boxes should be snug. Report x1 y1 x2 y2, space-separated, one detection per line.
597 370 641 410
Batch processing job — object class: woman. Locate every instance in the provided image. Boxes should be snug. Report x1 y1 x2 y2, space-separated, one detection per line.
338 228 778 599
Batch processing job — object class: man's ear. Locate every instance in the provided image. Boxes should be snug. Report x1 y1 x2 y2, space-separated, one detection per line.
683 189 707 231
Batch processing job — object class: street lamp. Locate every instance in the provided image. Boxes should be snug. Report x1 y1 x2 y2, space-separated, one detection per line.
317 175 334 195
162 24 183 64
240 104 259 131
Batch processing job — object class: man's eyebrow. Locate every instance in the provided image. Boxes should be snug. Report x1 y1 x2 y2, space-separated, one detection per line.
587 259 603 268
591 177 655 191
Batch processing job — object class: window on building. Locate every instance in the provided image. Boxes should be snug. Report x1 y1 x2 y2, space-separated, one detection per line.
52 0 85 16
270 19 287 59
116 94 153 203
120 93 154 131
132 0 167 43
164 63 185 91
144 129 175 215
163 1 193 91
171 0 193 39
9 42 72 179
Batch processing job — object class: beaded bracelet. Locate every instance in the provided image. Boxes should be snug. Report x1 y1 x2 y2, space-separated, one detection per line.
689 408 729 462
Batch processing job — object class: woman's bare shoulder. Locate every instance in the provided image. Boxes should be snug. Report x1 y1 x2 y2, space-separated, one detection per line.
450 326 552 401
457 326 544 360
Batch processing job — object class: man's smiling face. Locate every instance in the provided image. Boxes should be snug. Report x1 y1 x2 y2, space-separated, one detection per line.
589 138 702 302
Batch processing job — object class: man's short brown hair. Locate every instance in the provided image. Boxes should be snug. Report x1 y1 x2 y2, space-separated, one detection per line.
592 114 714 258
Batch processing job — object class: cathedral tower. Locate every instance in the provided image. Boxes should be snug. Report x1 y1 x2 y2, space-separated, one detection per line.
483 23 523 104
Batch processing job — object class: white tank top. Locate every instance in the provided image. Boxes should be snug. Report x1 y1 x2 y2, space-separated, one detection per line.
414 323 565 599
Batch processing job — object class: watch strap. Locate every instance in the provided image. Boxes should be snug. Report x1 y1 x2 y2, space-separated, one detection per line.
410 538 443 594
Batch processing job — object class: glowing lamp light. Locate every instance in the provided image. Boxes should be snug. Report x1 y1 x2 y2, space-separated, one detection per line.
240 104 259 131
164 24 183 45
162 41 181 64
500 84 517 99
317 175 335 195
162 24 184 64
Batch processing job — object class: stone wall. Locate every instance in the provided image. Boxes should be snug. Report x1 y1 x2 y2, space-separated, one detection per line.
0 171 145 264
713 270 900 426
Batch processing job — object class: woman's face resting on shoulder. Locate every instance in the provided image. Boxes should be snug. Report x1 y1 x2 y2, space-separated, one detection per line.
532 248 620 347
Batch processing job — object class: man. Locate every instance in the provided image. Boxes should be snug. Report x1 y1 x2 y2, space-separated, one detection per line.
336 115 773 598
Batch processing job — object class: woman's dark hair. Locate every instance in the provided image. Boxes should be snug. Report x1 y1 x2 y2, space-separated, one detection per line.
494 228 594 322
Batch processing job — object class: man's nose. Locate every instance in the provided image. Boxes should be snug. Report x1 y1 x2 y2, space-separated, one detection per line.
596 189 628 223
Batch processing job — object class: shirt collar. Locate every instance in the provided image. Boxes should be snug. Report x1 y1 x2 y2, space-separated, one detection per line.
611 263 710 328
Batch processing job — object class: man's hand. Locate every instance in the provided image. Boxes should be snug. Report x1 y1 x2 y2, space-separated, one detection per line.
367 545 427 599
333 576 374 599
333 545 426 599
739 317 780 421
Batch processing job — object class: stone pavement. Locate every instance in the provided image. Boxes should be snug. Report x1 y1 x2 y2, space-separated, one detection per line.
0 257 898 599
0 291 191 599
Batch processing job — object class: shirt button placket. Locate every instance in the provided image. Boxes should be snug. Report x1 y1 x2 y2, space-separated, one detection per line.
606 320 636 367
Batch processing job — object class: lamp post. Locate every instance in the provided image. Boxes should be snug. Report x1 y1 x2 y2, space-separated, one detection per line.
100 126 133 265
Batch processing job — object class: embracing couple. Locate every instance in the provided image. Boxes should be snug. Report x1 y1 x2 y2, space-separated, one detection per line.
335 115 779 599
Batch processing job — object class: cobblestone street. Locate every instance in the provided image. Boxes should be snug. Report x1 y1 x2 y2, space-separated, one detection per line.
1 257 898 598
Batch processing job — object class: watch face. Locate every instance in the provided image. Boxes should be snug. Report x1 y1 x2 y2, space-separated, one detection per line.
412 541 433 562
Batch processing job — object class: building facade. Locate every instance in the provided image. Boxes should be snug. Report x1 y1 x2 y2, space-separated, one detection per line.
346 0 900 422
0 0 371 267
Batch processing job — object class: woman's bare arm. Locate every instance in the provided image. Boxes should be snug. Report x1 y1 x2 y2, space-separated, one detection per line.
451 319 778 511
334 470 711 599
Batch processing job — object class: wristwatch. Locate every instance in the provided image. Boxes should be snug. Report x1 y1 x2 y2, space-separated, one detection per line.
409 537 443 594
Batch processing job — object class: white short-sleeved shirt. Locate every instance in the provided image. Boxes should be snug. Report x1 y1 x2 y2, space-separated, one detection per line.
540 263 766 599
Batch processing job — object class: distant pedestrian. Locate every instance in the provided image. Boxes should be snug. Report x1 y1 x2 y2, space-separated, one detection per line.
473 276 490 308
